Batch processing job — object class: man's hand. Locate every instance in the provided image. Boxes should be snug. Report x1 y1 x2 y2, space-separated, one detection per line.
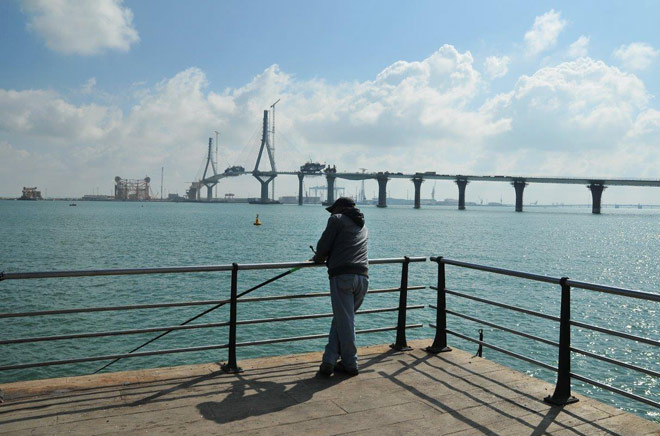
311 255 326 264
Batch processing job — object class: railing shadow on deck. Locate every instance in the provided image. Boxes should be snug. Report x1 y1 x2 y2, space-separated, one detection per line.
381 352 624 436
0 347 401 428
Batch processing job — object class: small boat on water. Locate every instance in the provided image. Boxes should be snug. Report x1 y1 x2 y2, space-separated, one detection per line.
69 203 77 206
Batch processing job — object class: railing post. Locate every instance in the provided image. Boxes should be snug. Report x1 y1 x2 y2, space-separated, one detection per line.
221 263 243 373
426 257 451 354
391 256 412 351
545 277 577 405
472 329 483 358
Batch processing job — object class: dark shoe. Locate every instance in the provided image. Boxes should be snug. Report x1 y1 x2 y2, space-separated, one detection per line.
318 362 334 376
335 361 358 376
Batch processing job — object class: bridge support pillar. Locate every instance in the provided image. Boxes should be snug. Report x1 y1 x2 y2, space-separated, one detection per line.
377 174 389 208
326 174 336 205
588 183 606 214
253 174 276 203
204 183 216 202
412 177 423 209
512 180 527 212
259 180 269 202
297 173 304 206
455 178 468 210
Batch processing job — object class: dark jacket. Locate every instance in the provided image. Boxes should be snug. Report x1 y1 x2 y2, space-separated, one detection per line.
313 207 368 277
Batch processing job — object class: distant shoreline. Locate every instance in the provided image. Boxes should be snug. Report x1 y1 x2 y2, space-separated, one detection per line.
2 197 660 208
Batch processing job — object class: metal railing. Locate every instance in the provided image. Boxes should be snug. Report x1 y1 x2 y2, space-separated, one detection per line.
0 257 426 376
427 256 660 410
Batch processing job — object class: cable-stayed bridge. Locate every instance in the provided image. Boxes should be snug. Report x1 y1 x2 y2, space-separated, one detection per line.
190 109 660 214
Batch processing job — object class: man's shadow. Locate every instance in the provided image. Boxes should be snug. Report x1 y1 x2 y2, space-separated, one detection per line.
196 370 347 424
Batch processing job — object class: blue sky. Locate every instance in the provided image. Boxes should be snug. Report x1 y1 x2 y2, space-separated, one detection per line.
1 0 660 203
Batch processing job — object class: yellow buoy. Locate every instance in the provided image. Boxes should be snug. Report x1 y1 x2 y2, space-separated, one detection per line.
254 214 261 226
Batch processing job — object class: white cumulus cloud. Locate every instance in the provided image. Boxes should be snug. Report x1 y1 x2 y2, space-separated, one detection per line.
524 10 567 56
484 56 510 79
483 57 651 180
1 49 659 201
0 46 511 196
0 88 121 141
567 35 590 58
22 0 139 55
613 42 659 71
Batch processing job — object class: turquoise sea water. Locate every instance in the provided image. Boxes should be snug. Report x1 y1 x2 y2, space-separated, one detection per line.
1 200 659 420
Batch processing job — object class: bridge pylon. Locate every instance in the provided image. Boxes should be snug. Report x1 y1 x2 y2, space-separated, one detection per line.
202 137 218 201
252 110 278 204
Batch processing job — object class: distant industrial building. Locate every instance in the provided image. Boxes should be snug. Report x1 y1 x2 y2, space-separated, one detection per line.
114 176 151 201
19 187 42 200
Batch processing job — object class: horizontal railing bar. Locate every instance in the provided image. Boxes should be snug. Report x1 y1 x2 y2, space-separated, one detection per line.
571 347 660 379
566 279 660 303
1 265 235 280
0 321 233 345
431 257 561 285
571 320 660 348
0 299 231 319
2 306 426 345
437 288 560 322
237 257 427 271
0 257 426 281
444 328 558 373
236 306 425 326
0 343 229 371
571 373 660 410
430 256 660 303
0 286 426 319
236 324 424 347
445 309 559 348
238 286 426 303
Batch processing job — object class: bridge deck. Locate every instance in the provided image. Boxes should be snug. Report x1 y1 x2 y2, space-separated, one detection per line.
2 339 659 435
205 171 660 187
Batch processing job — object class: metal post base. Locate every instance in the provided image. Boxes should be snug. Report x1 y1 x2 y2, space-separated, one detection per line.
425 345 451 354
220 363 244 374
544 395 579 406
390 343 413 351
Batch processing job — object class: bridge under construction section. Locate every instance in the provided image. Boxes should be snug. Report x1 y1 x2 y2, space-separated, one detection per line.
190 107 660 214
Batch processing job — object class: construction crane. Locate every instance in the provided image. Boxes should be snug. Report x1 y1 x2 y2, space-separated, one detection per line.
307 185 346 202
214 130 220 199
270 99 280 200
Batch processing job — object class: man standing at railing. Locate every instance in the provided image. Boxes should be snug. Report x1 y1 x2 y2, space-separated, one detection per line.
313 197 369 377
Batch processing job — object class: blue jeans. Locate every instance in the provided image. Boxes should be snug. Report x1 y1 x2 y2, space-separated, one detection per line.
322 274 369 370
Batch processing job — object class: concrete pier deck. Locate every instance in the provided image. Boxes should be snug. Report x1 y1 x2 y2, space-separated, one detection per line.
2 339 659 435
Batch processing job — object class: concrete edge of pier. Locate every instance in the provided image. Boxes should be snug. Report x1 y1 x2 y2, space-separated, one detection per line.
2 339 659 435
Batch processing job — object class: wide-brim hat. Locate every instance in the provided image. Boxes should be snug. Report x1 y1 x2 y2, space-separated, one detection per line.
326 197 356 213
